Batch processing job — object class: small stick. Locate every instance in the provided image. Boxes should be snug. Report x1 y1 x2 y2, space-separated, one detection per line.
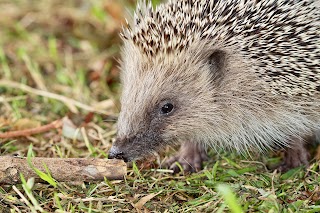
0 157 126 184
0 119 62 139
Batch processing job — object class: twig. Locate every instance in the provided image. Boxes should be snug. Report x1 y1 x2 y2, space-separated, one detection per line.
0 157 127 183
0 80 109 114
0 119 62 138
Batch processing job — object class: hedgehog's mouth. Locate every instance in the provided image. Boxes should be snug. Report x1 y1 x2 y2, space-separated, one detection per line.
108 133 163 162
108 145 130 162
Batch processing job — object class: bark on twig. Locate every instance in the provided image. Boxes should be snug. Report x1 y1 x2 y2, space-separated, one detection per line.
0 157 126 184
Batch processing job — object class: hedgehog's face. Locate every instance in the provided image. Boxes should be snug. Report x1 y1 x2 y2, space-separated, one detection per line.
108 41 228 162
109 97 178 162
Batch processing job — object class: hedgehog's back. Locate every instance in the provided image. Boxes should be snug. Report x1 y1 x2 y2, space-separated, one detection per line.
123 0 320 97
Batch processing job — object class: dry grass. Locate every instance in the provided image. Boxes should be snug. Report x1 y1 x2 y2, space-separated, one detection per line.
0 0 320 212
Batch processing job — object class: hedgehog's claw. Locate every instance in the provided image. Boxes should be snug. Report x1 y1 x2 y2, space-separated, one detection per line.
163 142 208 173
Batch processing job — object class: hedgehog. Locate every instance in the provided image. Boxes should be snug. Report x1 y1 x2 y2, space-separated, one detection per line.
108 0 320 172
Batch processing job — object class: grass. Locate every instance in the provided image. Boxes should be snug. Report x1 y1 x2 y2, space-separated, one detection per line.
0 0 320 212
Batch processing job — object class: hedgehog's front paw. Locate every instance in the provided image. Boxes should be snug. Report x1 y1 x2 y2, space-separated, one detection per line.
163 142 208 173
278 141 310 172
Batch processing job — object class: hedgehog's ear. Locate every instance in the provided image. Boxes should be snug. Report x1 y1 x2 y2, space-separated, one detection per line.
208 49 226 83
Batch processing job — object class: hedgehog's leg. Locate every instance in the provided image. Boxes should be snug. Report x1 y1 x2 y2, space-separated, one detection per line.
279 137 310 172
163 142 208 173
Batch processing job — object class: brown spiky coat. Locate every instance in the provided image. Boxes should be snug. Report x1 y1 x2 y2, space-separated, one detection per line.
109 0 320 172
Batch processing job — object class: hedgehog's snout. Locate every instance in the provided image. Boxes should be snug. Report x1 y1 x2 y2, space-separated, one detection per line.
108 136 137 162
108 145 128 162
109 132 161 162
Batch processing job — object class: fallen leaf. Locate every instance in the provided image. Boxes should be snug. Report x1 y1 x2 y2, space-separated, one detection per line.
13 118 41 130
133 191 162 210
62 117 83 140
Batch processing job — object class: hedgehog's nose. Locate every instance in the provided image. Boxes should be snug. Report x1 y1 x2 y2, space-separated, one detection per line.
108 146 128 162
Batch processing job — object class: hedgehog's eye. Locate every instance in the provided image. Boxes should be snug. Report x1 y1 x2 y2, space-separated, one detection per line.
160 103 174 115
